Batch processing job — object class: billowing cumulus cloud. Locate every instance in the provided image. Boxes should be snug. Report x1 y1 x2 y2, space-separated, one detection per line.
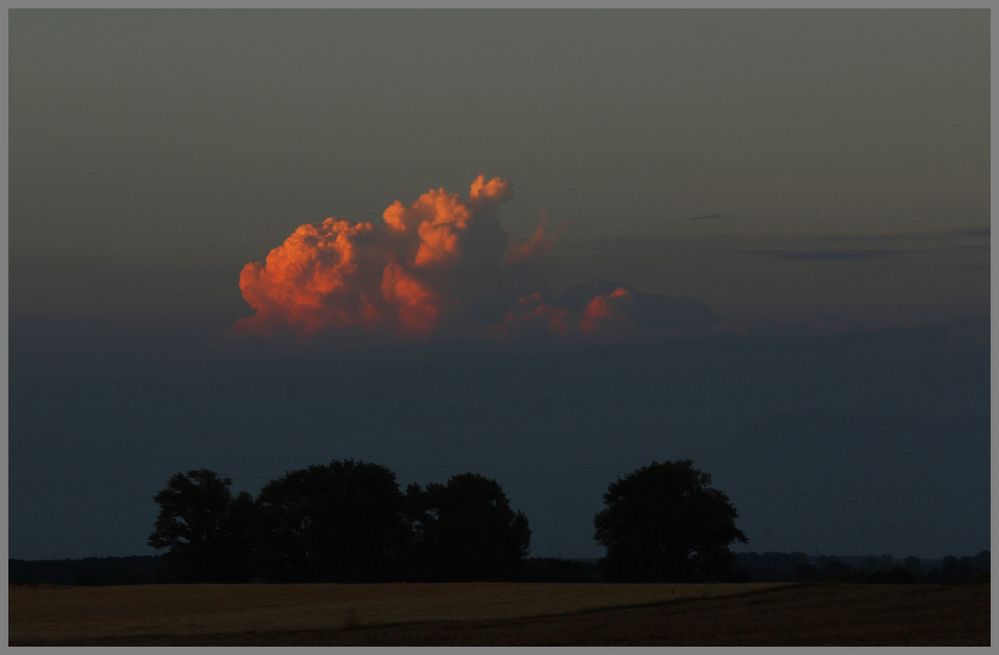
503 224 551 265
233 175 717 343
489 293 573 342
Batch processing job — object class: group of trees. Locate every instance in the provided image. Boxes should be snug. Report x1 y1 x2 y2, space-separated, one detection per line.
149 461 531 583
149 458 749 583
15 456 988 586
734 551 991 585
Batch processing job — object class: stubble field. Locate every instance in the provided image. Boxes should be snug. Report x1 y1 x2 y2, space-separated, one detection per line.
8 581 989 646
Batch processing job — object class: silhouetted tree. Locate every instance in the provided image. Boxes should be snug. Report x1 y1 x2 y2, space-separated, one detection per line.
817 556 849 580
255 460 408 582
903 556 924 577
594 460 748 582
515 557 592 582
404 473 531 581
148 469 255 582
227 490 260 581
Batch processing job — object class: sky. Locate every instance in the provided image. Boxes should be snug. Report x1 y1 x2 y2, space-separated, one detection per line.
9 9 990 560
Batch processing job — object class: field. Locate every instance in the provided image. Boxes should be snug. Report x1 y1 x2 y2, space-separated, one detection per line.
9 582 989 646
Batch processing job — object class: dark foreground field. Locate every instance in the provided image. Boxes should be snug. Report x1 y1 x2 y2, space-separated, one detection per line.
9 582 988 646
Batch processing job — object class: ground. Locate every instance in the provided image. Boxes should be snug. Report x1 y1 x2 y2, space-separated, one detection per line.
8 581 989 646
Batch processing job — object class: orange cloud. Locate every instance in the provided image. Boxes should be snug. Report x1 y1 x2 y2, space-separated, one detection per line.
580 287 634 338
234 175 515 339
233 175 716 343
504 224 551 264
380 261 440 335
235 219 383 336
383 187 474 267
491 293 573 342
469 174 512 206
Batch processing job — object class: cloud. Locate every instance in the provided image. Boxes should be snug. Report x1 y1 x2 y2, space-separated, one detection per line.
636 212 736 223
489 293 573 341
711 314 868 337
233 176 719 345
235 175 522 340
490 281 717 343
557 279 716 337
503 224 551 264
682 213 733 221
734 248 934 262
236 218 387 337
802 234 913 244
763 225 989 247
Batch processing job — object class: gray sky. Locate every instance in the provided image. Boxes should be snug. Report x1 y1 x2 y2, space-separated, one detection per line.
11 9 989 328
9 10 991 561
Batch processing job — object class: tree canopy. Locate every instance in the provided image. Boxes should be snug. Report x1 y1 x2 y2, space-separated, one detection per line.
404 473 531 581
148 458 751 584
594 460 748 582
148 469 254 582
254 459 409 582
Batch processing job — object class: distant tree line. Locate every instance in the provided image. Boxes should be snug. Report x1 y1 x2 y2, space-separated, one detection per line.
10 458 988 586
733 550 991 585
11 550 990 587
147 461 531 583
146 458 750 583
9 556 162 586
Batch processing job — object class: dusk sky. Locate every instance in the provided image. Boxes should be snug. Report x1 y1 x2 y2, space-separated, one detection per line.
10 10 989 560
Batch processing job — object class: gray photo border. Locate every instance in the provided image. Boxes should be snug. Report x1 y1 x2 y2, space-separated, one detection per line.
1 3 993 655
